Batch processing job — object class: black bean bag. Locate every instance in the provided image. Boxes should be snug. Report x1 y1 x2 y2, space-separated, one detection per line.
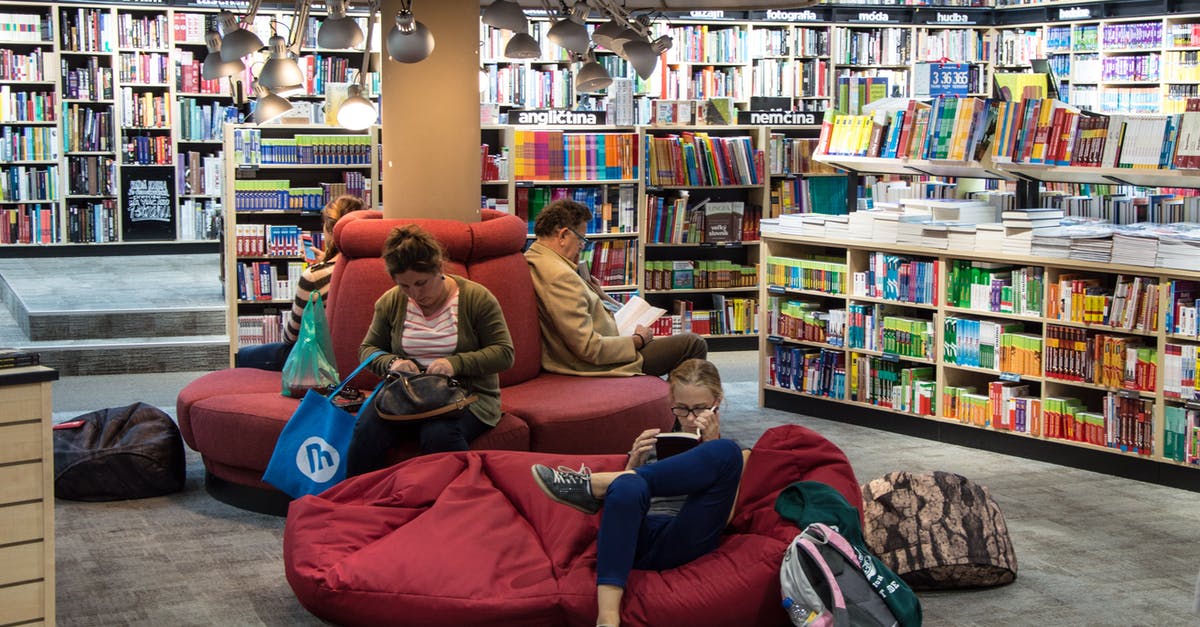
53 402 186 501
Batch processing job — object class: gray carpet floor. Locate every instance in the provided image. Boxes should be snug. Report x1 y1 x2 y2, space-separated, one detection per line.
50 352 1200 626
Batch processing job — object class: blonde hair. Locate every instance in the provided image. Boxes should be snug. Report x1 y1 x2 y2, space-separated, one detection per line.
667 359 723 404
322 195 368 259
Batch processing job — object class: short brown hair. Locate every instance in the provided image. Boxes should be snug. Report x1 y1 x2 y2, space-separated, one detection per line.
533 199 593 238
382 225 445 276
667 359 724 404
322 195 368 259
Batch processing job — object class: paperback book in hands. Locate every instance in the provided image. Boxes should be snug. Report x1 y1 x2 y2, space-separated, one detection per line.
614 295 667 336
655 431 701 459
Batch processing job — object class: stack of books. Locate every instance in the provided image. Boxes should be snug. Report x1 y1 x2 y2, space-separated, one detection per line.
975 223 1006 254
926 199 1000 224
1066 224 1115 263
1031 228 1073 258
823 215 850 239
1157 229 1200 271
871 211 901 244
946 224 978 251
896 215 932 247
846 211 876 241
1002 208 1065 255
0 349 39 370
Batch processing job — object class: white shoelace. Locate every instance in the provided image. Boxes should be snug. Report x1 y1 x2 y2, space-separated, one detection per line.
552 464 591 485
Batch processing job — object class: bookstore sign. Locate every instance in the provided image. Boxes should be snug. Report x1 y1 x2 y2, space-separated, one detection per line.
121 166 177 241
507 110 607 127
737 111 818 126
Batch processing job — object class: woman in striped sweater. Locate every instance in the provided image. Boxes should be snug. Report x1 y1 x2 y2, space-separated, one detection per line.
234 195 367 370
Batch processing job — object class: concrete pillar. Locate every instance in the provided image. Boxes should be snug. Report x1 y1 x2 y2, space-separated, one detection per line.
380 0 481 221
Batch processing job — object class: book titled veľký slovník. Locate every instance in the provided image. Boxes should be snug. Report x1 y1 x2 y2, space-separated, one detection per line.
655 431 701 459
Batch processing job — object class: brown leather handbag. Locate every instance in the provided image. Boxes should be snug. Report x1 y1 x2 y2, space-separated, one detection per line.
373 371 478 421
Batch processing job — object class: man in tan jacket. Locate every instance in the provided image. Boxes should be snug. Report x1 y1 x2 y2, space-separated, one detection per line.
525 199 707 377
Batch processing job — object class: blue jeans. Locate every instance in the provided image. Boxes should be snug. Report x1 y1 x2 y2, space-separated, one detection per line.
235 342 292 371
345 402 491 477
595 438 744 588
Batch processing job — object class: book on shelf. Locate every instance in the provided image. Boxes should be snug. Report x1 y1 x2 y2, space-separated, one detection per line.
0 348 39 370
613 295 666 336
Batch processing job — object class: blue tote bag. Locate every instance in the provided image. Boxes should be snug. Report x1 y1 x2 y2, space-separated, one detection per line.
263 351 385 498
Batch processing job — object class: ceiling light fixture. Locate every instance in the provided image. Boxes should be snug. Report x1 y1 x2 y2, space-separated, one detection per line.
201 30 246 80
546 2 592 55
318 0 364 50
338 0 380 130
623 34 672 80
387 1 435 64
251 81 293 125
218 0 266 62
481 0 529 33
575 50 612 93
504 31 541 59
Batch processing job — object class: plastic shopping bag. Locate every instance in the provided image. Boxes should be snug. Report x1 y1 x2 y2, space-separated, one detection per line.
281 291 339 398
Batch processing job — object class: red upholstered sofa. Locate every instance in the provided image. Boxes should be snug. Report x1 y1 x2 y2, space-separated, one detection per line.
283 424 862 627
177 210 671 513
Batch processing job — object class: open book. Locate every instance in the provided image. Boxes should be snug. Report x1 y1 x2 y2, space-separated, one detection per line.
655 431 701 459
613 295 666 336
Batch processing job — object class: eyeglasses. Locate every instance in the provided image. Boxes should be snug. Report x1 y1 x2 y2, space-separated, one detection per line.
565 226 592 249
670 404 718 419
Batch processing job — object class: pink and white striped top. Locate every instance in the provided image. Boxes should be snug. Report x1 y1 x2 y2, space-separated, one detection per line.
403 293 460 368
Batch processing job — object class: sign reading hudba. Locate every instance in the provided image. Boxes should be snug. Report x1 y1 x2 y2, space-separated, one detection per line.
508 110 606 127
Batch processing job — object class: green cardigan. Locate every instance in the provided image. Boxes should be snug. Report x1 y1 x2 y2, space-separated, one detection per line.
359 275 514 426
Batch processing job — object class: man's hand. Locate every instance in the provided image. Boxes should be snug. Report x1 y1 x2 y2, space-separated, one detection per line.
632 324 654 350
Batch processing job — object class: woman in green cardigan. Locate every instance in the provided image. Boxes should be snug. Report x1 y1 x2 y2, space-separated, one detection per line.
346 225 514 477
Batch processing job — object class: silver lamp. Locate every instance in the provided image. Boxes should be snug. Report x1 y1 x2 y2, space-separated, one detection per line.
337 0 380 130
546 2 591 55
575 50 611 93
258 35 305 93
318 0 364 49
504 32 541 59
251 81 293 125
219 1 265 62
590 18 624 52
387 2 434 64
481 0 528 33
202 31 245 80
623 35 672 80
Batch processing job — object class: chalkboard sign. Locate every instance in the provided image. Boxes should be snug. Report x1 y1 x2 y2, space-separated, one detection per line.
121 166 177 241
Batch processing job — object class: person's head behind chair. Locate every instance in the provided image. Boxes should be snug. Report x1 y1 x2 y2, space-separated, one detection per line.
533 199 593 264
322 195 368 260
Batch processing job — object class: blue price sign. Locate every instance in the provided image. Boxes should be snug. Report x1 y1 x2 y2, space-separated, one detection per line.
922 63 970 97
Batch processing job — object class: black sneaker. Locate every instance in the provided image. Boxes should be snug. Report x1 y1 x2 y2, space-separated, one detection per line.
531 463 601 515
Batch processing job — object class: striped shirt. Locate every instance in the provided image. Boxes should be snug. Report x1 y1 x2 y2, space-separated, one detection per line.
283 258 336 343
403 292 460 368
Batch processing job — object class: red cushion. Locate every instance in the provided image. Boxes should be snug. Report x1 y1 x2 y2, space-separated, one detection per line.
502 374 674 453
283 424 861 627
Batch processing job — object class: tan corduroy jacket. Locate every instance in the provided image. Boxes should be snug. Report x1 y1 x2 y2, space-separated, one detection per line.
525 241 642 376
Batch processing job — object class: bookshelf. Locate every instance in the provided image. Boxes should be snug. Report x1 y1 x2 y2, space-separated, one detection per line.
642 124 764 347
0 0 380 251
222 123 379 362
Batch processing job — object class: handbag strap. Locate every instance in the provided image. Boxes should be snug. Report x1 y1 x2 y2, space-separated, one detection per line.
328 350 387 398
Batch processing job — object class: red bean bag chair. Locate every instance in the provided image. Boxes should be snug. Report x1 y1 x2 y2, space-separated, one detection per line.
283 424 862 627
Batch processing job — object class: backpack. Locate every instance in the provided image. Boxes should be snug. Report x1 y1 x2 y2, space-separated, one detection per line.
779 522 904 627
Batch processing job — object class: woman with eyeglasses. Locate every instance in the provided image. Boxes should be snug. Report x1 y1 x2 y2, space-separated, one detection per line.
530 359 748 627
235 194 367 370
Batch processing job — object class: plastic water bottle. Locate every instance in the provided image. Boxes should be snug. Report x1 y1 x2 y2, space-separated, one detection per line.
782 597 817 626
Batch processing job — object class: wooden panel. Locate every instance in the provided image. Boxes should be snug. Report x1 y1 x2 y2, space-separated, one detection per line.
0 580 44 625
0 541 44 586
0 420 42 464
0 502 43 546
0 384 44 424
0 462 42 505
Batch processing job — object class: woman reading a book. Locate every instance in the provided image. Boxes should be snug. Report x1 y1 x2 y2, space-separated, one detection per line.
531 359 747 627
345 225 514 476
234 195 367 370
525 199 706 377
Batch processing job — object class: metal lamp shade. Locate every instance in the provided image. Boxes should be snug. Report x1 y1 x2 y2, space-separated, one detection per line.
481 0 528 33
252 87 292 125
610 27 644 60
259 36 305 92
318 16 364 49
387 11 435 63
337 85 377 130
576 60 612 92
201 31 245 80
504 32 540 59
624 35 671 80
590 19 624 52
546 17 590 54
218 11 264 62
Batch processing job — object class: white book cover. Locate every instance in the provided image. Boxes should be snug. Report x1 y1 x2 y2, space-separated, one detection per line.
614 296 667 336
